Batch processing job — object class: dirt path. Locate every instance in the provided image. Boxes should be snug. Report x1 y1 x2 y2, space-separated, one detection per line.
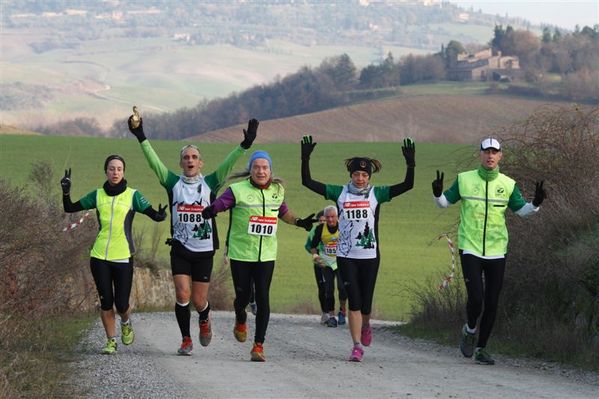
73 311 599 398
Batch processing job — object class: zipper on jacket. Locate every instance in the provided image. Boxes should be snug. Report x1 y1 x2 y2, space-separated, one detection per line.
105 196 116 259
257 189 265 262
482 180 489 256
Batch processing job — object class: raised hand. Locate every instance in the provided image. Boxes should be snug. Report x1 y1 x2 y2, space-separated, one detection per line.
301 135 317 160
532 180 546 206
402 137 415 167
61 168 72 195
241 118 259 149
127 110 146 143
432 170 444 197
296 213 318 231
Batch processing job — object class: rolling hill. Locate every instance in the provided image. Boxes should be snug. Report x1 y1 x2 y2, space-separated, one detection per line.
190 93 574 144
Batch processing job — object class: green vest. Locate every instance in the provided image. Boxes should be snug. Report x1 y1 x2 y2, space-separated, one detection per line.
228 180 284 262
457 170 515 257
91 188 136 260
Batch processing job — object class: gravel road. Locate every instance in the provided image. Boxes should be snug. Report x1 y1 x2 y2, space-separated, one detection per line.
73 311 599 399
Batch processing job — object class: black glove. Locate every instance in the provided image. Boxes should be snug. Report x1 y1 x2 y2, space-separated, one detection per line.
296 213 318 231
402 137 415 167
241 118 259 149
432 170 444 197
202 206 216 220
532 180 546 206
60 168 71 195
156 204 167 221
127 115 147 143
301 135 316 160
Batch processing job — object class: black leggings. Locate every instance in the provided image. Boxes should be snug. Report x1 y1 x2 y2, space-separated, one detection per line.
460 253 506 348
90 257 134 313
230 260 275 344
337 257 379 314
314 266 347 313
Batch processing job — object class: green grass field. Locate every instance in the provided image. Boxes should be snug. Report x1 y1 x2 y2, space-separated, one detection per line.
1 135 472 320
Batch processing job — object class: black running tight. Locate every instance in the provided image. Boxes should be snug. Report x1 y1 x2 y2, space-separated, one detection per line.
460 253 506 348
90 257 133 313
337 257 379 314
230 260 275 344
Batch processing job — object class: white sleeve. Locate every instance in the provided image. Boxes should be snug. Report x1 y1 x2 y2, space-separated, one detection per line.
433 194 450 208
515 202 539 217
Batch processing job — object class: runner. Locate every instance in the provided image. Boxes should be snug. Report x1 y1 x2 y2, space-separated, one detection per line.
128 115 258 355
307 206 348 327
432 137 546 365
301 135 415 362
201 150 317 362
61 156 166 354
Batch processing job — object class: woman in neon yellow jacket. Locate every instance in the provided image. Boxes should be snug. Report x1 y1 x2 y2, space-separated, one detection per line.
61 155 166 354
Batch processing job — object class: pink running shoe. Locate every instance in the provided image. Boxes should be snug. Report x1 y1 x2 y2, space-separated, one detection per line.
348 345 364 362
360 325 373 346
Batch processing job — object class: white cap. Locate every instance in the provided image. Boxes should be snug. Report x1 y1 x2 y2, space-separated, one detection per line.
480 138 501 151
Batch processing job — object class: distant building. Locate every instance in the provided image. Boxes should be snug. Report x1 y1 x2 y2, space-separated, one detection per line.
447 48 521 81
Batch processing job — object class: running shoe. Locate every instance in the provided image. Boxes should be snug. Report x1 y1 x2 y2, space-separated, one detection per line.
475 348 495 365
348 345 364 362
320 313 329 325
250 342 266 362
102 338 117 355
199 319 212 347
360 325 372 346
325 316 338 327
233 322 247 342
460 324 476 358
249 302 257 316
337 310 346 326
177 336 193 356
121 321 134 345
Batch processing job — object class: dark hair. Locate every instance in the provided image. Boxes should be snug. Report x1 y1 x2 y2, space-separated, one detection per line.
344 157 382 177
104 155 126 172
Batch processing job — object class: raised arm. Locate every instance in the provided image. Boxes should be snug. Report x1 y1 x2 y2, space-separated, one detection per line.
300 135 326 195
61 168 86 212
388 138 415 198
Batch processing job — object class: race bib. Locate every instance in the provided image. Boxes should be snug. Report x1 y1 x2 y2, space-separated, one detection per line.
342 201 370 221
177 204 204 224
248 215 278 236
324 242 337 256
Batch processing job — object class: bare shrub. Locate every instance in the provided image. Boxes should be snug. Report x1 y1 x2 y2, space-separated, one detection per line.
0 163 98 397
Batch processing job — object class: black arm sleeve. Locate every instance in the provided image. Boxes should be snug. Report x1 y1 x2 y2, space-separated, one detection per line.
301 157 326 196
63 194 84 213
389 166 415 199
142 206 163 222
310 224 324 250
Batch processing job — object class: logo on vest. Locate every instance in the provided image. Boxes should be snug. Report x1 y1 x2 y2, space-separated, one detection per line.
496 187 505 197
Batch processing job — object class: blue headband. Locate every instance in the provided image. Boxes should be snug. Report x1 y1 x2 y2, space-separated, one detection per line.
248 150 272 171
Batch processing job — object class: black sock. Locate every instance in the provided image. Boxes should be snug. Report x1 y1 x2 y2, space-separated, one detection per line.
198 302 211 322
175 302 191 338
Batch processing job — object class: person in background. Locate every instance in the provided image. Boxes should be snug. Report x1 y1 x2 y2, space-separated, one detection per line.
301 135 415 362
201 150 317 362
308 206 348 327
61 156 166 354
128 114 257 355
432 137 546 365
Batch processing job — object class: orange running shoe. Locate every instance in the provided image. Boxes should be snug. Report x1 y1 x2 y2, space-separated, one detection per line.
177 336 193 356
199 319 212 347
250 342 266 362
233 322 247 342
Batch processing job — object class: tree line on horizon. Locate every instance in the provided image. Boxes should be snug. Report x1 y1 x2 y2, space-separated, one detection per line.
36 24 599 138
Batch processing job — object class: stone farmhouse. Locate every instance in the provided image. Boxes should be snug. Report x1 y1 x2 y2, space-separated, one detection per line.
447 48 521 82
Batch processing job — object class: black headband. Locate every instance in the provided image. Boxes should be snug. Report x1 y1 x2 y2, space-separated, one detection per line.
347 157 372 177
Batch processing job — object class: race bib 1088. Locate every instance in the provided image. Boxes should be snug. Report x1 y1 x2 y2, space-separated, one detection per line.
177 204 204 224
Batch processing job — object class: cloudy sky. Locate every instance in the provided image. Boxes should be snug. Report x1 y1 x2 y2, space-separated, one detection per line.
453 0 598 30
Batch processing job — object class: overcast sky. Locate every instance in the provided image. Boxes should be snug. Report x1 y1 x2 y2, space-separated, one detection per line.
453 0 598 30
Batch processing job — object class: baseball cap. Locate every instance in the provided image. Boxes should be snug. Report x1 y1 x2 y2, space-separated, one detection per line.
480 138 501 151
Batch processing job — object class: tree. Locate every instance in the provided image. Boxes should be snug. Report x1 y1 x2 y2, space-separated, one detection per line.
318 53 358 91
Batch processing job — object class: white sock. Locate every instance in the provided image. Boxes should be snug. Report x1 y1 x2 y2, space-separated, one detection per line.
466 325 476 334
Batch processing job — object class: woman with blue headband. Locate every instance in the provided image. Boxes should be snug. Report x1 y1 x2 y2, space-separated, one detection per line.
201 150 317 362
